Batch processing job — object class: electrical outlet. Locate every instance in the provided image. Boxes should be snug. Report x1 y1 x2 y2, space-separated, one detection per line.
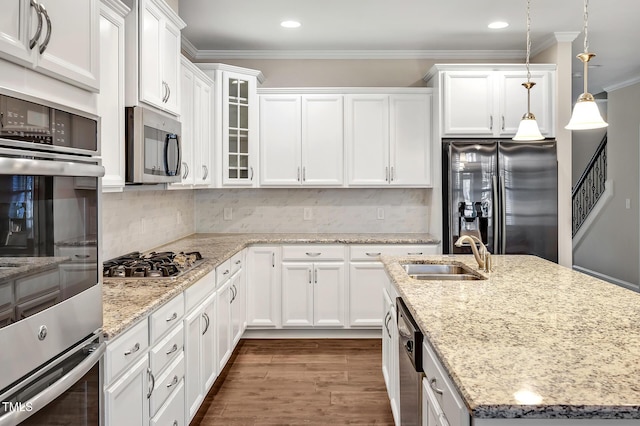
377 207 385 220
304 207 313 221
223 207 233 220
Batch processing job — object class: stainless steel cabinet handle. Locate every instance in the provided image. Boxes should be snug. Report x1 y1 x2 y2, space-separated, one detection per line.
165 343 178 355
365 252 381 256
384 312 392 338
308 268 312 284
166 312 178 322
272 252 275 267
202 165 208 180
314 268 318 284
124 342 140 356
391 166 395 182
202 312 210 335
302 166 306 181
147 368 155 398
29 0 43 50
250 166 254 181
223 269 230 275
232 284 237 302
74 254 90 259
166 375 178 388
182 162 188 179
385 166 389 182
173 421 178 426
38 4 51 54
501 115 505 131
166 83 171 103
161 81 167 102
235 260 241 265
305 252 321 257
407 252 423 255
430 377 444 395
490 115 493 130
297 167 300 182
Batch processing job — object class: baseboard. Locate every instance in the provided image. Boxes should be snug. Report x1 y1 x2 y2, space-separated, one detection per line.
572 265 639 292
572 180 614 250
243 328 382 339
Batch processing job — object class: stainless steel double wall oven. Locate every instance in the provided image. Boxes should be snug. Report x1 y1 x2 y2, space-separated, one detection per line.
0 90 104 425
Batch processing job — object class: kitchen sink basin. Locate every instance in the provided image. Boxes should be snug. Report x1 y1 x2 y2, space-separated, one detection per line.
401 263 484 281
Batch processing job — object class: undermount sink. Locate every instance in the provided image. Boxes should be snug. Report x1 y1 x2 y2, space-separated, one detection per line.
401 263 484 281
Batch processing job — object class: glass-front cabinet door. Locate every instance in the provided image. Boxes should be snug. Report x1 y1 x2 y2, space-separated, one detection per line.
222 71 257 186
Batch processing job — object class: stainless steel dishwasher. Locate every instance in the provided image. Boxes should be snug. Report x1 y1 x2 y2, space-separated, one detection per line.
397 297 424 425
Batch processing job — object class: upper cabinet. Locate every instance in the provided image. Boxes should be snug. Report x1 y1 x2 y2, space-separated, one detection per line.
0 0 100 91
198 64 264 188
259 94 344 187
124 0 185 116
424 64 556 138
345 91 433 187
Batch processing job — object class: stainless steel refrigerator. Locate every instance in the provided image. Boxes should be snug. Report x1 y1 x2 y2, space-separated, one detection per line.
442 139 558 262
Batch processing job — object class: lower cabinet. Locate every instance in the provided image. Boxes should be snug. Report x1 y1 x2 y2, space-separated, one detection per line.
104 356 150 426
230 267 246 345
349 261 386 327
151 380 185 426
382 285 400 425
217 277 233 371
246 246 281 328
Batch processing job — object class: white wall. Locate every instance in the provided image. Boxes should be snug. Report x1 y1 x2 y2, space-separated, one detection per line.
195 188 432 233
102 189 194 260
573 81 640 287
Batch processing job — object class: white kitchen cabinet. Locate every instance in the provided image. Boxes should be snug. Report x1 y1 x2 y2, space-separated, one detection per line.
348 262 386 327
260 94 344 186
383 285 400 426
171 56 213 189
150 380 184 426
198 64 264 188
99 0 129 192
281 245 346 328
426 64 556 138
216 276 232 372
0 0 100 91
346 92 432 187
104 356 150 426
245 246 281 328
230 263 246 346
124 0 185 115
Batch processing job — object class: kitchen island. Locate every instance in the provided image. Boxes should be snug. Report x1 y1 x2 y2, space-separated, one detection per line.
382 254 640 422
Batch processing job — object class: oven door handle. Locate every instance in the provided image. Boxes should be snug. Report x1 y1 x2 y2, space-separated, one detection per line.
0 342 106 426
0 156 105 178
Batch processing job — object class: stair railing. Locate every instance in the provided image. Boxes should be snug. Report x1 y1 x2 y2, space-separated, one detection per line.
572 135 607 236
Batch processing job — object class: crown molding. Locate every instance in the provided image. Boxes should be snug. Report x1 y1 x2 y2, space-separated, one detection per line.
196 63 266 84
257 87 433 95
422 63 557 83
100 0 130 17
603 74 640 92
149 0 185 29
181 36 198 60
190 49 525 61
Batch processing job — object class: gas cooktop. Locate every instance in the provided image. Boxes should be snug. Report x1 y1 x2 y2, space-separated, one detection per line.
103 251 203 279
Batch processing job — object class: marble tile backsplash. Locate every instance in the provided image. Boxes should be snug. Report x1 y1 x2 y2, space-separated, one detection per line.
195 188 431 233
102 189 195 260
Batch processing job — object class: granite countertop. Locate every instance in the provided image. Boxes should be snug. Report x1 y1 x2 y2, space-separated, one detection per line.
381 254 640 420
0 256 70 281
102 232 438 339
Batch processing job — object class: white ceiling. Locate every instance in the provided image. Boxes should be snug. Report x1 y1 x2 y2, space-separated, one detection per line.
179 0 640 95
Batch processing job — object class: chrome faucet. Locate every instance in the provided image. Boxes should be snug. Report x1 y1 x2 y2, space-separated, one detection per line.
454 235 492 272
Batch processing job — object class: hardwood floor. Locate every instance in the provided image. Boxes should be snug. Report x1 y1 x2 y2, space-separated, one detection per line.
190 339 394 425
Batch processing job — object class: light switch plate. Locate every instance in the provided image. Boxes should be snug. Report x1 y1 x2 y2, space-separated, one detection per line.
223 207 233 220
377 208 385 220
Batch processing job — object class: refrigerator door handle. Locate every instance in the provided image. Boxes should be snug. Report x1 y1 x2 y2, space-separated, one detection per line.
492 175 499 253
500 175 507 253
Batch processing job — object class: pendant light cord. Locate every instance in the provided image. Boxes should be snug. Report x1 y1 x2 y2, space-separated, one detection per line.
583 0 589 53
525 0 532 82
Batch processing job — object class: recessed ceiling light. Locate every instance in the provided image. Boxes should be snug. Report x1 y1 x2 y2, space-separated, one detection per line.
281 20 301 28
488 21 509 29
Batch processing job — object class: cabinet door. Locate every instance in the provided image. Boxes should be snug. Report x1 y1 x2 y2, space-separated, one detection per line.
222 71 258 186
175 63 195 187
390 94 432 186
184 303 204 421
246 246 281 328
216 280 232 371
349 262 386 327
500 70 554 137
139 0 163 108
201 294 217 391
389 298 400 425
313 262 345 327
230 269 246 345
104 356 149 426
302 95 344 186
345 95 389 186
34 0 99 91
98 3 126 191
161 19 180 114
196 79 213 186
382 289 393 395
281 262 313 327
442 71 494 136
0 0 36 65
259 95 301 186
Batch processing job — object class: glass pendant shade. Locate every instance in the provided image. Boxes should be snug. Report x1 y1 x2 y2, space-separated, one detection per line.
514 114 544 140
565 94 608 130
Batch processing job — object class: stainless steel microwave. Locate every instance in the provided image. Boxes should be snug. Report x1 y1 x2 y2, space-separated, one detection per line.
125 106 181 184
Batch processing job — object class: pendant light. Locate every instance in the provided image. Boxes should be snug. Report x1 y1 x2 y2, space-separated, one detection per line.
513 0 544 141
565 0 608 130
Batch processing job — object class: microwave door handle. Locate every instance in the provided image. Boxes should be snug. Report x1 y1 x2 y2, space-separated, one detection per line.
0 342 106 426
0 156 105 178
164 134 180 176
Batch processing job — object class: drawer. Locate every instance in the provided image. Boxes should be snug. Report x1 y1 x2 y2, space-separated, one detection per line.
56 245 98 263
230 250 244 274
0 281 12 311
150 322 183 375
185 270 215 313
150 379 185 426
150 352 185 417
350 244 439 261
150 294 184 344
282 245 345 261
15 268 59 303
105 319 149 384
422 341 469 426
216 259 232 286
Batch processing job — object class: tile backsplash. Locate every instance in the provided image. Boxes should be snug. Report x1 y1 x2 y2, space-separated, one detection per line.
102 189 195 260
195 188 432 233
